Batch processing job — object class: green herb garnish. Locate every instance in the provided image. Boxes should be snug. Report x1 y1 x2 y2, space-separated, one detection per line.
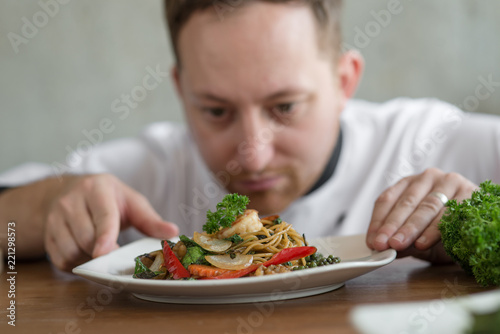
224 234 244 244
202 194 250 234
439 180 500 286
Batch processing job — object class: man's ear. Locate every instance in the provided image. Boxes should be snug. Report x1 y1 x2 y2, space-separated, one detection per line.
172 65 183 98
337 50 364 99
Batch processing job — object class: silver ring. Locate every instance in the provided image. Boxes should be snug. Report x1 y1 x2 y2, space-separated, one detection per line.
429 192 449 205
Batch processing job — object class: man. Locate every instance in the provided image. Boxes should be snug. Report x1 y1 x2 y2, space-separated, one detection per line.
0 0 498 271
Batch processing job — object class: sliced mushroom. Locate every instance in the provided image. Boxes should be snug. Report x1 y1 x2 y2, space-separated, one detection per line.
148 250 165 272
205 254 254 270
193 231 232 252
134 250 167 280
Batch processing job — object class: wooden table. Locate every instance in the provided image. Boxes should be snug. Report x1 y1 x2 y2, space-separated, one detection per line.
0 257 494 334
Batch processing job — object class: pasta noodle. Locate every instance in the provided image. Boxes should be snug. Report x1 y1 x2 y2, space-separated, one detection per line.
231 216 306 266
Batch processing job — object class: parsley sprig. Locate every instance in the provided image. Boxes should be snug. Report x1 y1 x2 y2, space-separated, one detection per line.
202 194 250 234
439 180 500 286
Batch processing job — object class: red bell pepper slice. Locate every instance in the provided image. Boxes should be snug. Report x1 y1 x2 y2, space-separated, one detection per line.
204 246 317 280
263 246 317 267
162 241 191 279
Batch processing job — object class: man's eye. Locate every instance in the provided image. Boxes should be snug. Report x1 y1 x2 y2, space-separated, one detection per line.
272 103 295 114
204 108 227 118
271 103 296 121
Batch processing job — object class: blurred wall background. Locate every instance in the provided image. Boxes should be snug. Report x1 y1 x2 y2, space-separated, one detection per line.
1 0 499 173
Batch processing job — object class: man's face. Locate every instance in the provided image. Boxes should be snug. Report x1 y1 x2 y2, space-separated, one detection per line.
175 2 348 215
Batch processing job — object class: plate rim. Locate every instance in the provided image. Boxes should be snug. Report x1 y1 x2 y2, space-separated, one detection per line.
73 234 396 285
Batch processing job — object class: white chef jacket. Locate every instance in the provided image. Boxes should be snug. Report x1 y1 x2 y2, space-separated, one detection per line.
2 98 499 244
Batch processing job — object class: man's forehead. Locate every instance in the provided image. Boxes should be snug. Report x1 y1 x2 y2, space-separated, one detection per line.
177 1 320 66
175 2 337 104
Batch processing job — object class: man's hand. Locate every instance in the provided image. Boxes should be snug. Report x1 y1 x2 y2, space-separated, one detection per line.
43 174 178 271
366 168 477 263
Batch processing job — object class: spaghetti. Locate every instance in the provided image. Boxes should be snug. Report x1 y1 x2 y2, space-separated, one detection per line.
231 215 306 265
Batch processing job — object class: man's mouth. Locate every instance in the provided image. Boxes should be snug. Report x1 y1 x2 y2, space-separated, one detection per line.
234 175 284 192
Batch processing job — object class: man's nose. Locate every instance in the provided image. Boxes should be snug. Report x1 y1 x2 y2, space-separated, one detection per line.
235 111 275 173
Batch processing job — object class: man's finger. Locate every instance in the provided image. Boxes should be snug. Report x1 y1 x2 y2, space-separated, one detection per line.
63 196 96 256
88 180 121 258
413 184 477 250
57 222 93 270
414 212 443 250
123 187 179 239
387 184 452 250
366 178 409 249
47 217 91 271
373 176 436 250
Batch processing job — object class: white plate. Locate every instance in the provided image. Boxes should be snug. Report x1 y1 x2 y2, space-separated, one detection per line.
73 233 396 304
350 289 500 334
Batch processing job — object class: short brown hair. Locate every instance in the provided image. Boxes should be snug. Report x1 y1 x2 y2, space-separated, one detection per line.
164 0 343 66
